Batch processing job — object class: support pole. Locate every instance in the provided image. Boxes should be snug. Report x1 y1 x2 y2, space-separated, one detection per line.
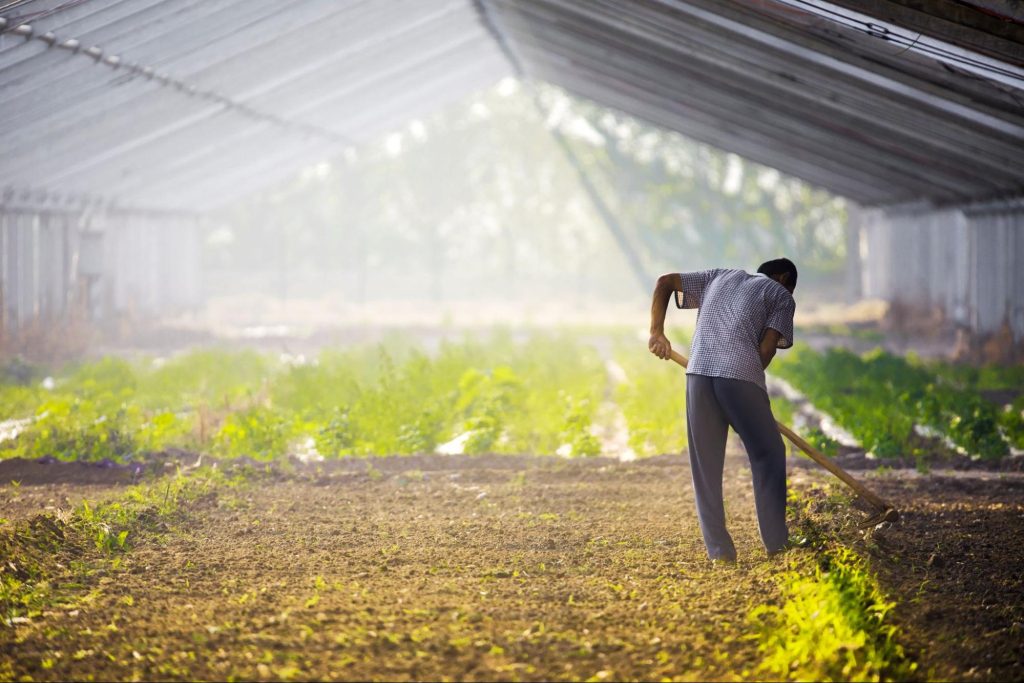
0 211 6 340
845 203 863 303
545 126 653 296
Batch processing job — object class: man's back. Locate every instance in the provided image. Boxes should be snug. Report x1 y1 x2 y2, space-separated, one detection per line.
647 258 799 561
675 268 795 391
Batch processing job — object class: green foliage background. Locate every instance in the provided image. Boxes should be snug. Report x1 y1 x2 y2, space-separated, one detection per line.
207 81 847 307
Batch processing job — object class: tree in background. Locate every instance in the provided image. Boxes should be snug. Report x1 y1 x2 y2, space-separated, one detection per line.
536 86 846 280
209 80 846 308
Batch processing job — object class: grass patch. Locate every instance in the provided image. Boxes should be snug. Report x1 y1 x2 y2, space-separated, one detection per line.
750 547 915 681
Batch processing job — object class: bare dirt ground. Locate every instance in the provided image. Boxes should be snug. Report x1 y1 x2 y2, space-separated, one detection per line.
3 450 783 682
0 482 123 525
851 470 1024 682
0 459 141 524
787 456 1024 681
2 452 1023 681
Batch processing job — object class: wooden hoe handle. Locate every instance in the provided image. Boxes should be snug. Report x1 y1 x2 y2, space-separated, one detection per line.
667 349 896 516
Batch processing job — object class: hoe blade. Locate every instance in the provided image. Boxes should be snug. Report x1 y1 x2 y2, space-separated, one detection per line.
857 506 900 529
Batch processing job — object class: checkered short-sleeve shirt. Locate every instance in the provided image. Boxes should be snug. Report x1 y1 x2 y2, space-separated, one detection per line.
674 268 795 391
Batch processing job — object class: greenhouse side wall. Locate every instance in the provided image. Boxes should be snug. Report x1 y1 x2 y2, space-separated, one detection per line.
860 200 1024 358
0 207 203 345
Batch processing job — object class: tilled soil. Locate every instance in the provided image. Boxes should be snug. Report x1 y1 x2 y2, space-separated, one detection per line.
851 470 1024 682
0 482 125 524
2 451 785 682
0 458 144 524
3 453 1023 682
0 453 207 523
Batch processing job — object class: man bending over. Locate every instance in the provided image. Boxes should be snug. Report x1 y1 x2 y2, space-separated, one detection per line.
648 259 797 562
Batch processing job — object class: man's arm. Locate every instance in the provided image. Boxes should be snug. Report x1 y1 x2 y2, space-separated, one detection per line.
649 273 681 360
759 328 781 369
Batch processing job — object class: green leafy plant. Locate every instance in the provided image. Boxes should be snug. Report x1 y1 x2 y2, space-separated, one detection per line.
803 427 840 457
561 395 601 457
1000 395 1024 450
2 398 141 463
774 346 1010 460
212 405 298 461
613 336 688 457
750 546 916 681
927 360 1024 451
454 366 522 454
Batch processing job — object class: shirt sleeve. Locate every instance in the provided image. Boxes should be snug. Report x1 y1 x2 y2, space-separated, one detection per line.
674 269 721 309
765 292 796 349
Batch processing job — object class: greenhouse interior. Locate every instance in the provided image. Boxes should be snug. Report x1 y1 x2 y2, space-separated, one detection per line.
1 1 1022 681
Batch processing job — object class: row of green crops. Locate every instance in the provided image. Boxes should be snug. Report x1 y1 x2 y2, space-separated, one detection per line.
611 327 692 457
215 332 608 460
0 349 274 462
750 545 915 681
6 335 1019 465
927 360 1024 450
1 333 613 463
772 346 1020 459
750 488 916 681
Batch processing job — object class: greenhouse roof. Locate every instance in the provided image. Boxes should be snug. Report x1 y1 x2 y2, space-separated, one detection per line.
1 0 1022 212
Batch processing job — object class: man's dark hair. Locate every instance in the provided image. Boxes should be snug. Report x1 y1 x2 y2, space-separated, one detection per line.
757 257 798 290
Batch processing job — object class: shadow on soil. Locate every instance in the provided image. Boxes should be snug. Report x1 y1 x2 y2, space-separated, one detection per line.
804 470 1024 682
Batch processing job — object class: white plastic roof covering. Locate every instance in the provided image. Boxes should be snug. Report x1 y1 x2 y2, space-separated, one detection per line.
483 0 1024 206
0 0 510 211
1 0 1022 212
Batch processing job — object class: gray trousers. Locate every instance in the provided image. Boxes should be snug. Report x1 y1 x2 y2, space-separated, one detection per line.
686 374 788 560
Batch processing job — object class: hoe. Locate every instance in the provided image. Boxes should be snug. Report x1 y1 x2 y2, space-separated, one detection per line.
668 349 899 528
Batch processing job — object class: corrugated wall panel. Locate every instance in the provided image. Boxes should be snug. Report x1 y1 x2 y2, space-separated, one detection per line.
862 203 1024 342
